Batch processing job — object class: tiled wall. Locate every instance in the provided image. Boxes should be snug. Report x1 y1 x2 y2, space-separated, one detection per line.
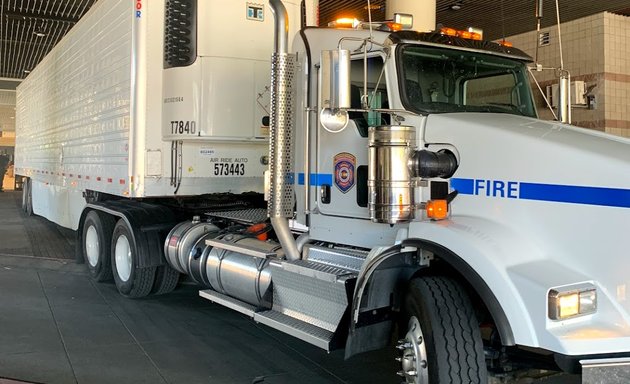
604 13 630 136
506 12 630 137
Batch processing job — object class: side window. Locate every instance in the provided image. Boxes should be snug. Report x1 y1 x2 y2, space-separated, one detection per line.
349 56 389 137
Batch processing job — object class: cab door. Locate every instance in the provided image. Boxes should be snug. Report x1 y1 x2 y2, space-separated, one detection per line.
315 55 390 219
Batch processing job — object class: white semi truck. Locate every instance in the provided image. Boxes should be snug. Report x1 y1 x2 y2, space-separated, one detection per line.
14 0 630 382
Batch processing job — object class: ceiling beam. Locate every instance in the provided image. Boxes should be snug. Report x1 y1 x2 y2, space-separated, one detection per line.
4 11 79 24
0 38 56 50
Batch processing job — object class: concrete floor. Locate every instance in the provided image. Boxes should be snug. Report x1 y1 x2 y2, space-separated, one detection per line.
0 191 588 384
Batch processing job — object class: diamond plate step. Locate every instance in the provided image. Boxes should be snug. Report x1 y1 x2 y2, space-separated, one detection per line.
303 245 368 273
280 259 356 282
254 310 334 351
199 289 258 317
205 208 267 225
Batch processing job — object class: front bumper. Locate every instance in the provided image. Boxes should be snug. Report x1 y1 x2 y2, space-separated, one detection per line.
554 353 630 376
581 357 630 383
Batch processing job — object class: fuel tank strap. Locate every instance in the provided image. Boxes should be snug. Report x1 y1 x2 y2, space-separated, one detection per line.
205 238 277 259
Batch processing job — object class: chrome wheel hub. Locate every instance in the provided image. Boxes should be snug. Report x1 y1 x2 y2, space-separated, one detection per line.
85 225 100 267
114 234 132 282
396 316 429 384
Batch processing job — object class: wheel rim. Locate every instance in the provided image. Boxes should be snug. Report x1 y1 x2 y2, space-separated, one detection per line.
85 225 100 267
114 234 133 282
397 316 429 384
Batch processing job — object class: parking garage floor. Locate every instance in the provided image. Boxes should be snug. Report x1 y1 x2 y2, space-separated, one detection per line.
0 191 584 384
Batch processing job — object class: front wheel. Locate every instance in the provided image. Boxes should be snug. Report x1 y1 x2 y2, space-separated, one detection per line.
111 219 156 298
397 276 487 384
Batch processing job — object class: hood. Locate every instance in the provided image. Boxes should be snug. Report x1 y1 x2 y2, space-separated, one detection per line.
423 113 630 191
420 112 630 355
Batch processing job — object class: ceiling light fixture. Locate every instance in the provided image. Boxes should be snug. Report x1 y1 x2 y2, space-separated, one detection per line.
450 2 462 11
34 31 47 37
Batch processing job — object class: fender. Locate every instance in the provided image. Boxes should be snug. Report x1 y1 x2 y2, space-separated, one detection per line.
345 244 417 358
406 217 541 346
345 215 542 359
405 216 630 356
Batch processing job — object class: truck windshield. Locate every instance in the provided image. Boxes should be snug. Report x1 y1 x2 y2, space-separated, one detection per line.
398 44 536 118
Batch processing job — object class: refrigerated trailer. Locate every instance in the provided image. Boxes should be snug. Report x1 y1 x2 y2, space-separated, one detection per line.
15 0 630 382
15 0 301 227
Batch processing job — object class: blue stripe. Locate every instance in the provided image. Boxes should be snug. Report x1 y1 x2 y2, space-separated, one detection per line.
519 182 630 208
450 178 474 194
297 173 333 186
450 177 630 208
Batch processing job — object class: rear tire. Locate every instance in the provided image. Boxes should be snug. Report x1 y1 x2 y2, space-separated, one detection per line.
82 210 115 282
397 276 487 384
151 264 180 295
111 219 155 298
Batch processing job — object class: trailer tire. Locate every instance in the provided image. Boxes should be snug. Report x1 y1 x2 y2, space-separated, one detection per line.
397 276 487 384
21 179 27 211
22 178 33 216
151 264 180 295
111 219 156 298
82 210 115 282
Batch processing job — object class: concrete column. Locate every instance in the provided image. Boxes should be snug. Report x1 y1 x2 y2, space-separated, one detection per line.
303 0 319 26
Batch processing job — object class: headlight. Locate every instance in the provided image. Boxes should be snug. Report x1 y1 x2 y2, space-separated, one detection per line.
548 284 597 320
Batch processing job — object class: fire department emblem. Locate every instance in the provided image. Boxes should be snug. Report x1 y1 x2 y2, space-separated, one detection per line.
334 152 356 193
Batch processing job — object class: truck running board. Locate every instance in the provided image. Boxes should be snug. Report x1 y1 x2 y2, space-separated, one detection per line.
253 310 335 350
199 258 358 352
199 289 258 317
198 288 336 350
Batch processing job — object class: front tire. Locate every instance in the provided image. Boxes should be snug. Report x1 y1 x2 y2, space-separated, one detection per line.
398 276 487 384
82 210 115 282
111 219 156 298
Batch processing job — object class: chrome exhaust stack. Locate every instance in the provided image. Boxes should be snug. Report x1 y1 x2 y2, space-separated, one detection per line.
268 0 300 260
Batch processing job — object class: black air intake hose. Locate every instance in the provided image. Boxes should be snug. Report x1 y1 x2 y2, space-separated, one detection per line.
410 149 458 179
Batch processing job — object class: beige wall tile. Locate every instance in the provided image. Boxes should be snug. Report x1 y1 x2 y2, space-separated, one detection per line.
506 12 630 136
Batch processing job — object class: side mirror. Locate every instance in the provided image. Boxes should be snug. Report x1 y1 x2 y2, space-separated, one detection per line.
319 49 350 132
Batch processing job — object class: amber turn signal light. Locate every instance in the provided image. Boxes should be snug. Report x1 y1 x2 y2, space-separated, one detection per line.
426 199 448 220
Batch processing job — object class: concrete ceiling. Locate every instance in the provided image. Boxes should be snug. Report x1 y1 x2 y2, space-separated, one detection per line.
0 0 629 81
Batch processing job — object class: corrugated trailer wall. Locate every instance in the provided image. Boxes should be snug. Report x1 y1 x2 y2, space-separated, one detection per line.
14 0 300 230
15 0 139 229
